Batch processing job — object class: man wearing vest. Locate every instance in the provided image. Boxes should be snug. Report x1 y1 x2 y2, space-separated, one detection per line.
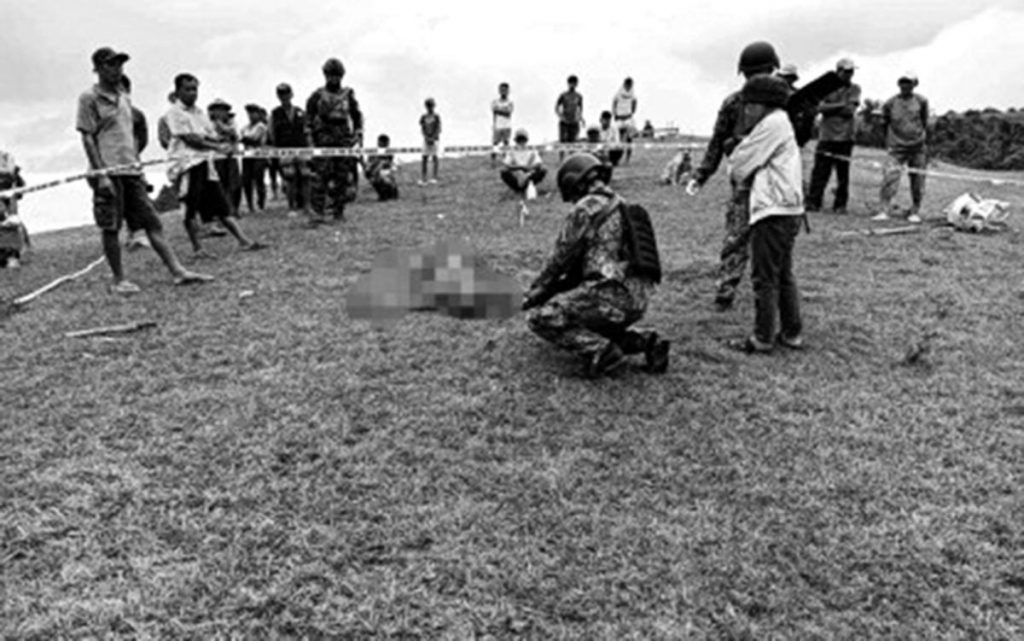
269 83 311 219
686 41 781 311
523 153 670 378
306 58 363 225
806 58 861 215
872 72 929 224
611 77 637 164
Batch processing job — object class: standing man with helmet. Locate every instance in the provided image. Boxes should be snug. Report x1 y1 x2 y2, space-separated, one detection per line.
306 57 363 225
686 41 780 310
806 58 861 214
522 153 670 378
872 72 929 223
611 77 638 164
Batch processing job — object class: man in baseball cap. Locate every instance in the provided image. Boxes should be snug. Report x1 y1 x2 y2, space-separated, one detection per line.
77 47 211 293
91 47 129 68
807 57 862 214
873 71 929 223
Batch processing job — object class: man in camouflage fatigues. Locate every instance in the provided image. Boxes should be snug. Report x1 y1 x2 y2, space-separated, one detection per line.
523 153 669 378
688 41 780 310
306 57 363 224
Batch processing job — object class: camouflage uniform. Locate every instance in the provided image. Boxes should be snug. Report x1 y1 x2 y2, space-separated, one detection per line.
526 185 656 360
306 85 363 220
693 90 753 308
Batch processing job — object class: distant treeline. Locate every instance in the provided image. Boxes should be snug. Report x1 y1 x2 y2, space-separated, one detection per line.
853 102 1024 170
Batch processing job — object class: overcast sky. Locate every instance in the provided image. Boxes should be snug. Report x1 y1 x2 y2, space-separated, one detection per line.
1 0 1020 172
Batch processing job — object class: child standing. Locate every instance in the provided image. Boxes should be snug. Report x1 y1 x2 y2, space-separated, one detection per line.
726 75 805 353
419 98 441 185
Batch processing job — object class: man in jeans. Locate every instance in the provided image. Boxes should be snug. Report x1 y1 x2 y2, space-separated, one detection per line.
872 72 930 223
806 58 861 214
76 47 211 294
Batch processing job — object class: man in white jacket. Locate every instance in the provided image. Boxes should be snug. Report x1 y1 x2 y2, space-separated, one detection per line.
727 75 805 353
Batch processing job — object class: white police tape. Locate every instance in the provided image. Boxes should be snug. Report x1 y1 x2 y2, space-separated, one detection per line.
817 150 1024 188
0 140 706 201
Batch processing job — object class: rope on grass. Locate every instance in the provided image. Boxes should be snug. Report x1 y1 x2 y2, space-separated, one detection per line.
12 255 106 308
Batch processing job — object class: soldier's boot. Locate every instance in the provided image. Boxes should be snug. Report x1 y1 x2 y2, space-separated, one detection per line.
643 333 671 374
585 342 627 379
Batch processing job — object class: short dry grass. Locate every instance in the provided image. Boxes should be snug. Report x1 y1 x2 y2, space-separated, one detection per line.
2 145 1023 639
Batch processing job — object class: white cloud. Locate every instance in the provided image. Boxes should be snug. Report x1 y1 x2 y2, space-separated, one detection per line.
2 0 1020 171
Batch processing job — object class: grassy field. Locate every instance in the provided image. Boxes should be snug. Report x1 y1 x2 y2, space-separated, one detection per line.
2 145 1023 639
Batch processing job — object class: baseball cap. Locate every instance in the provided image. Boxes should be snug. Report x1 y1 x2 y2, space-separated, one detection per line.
836 58 857 71
92 47 130 67
276 82 292 94
208 98 233 112
898 71 919 84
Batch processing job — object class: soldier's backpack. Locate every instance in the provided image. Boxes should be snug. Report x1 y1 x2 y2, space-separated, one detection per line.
618 203 662 284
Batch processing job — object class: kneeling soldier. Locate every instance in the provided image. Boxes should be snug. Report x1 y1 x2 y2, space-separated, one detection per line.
523 153 670 378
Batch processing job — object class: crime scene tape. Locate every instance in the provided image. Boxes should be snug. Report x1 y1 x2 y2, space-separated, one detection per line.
817 150 1024 188
0 140 706 201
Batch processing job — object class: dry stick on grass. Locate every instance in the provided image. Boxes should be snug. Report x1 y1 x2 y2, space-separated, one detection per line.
64 320 157 339
833 225 923 238
12 255 106 307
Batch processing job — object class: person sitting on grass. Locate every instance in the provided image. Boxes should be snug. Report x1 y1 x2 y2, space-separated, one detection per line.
0 147 28 269
499 129 546 197
725 75 805 353
364 134 399 201
165 73 265 258
77 48 212 294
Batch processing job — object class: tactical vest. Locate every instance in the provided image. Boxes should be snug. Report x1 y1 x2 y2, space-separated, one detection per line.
311 87 355 145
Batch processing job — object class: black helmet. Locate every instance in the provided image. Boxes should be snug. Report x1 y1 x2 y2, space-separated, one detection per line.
737 41 780 75
557 154 612 202
322 57 345 75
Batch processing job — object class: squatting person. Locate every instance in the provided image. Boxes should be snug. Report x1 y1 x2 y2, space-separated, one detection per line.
522 153 670 378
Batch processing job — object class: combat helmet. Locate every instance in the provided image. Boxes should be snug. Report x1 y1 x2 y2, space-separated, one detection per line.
322 57 345 75
557 153 612 202
737 41 780 75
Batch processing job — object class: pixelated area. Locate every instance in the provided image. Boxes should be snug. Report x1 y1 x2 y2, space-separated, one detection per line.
346 238 522 325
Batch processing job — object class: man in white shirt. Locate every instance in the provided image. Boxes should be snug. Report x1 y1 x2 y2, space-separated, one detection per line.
611 77 637 164
491 82 514 167
165 73 264 256
500 129 546 195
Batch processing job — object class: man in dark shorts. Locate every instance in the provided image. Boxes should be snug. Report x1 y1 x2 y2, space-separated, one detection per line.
555 75 584 161
76 47 211 295
165 72 264 257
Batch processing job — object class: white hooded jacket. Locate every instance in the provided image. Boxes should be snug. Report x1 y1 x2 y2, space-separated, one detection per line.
727 108 804 226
